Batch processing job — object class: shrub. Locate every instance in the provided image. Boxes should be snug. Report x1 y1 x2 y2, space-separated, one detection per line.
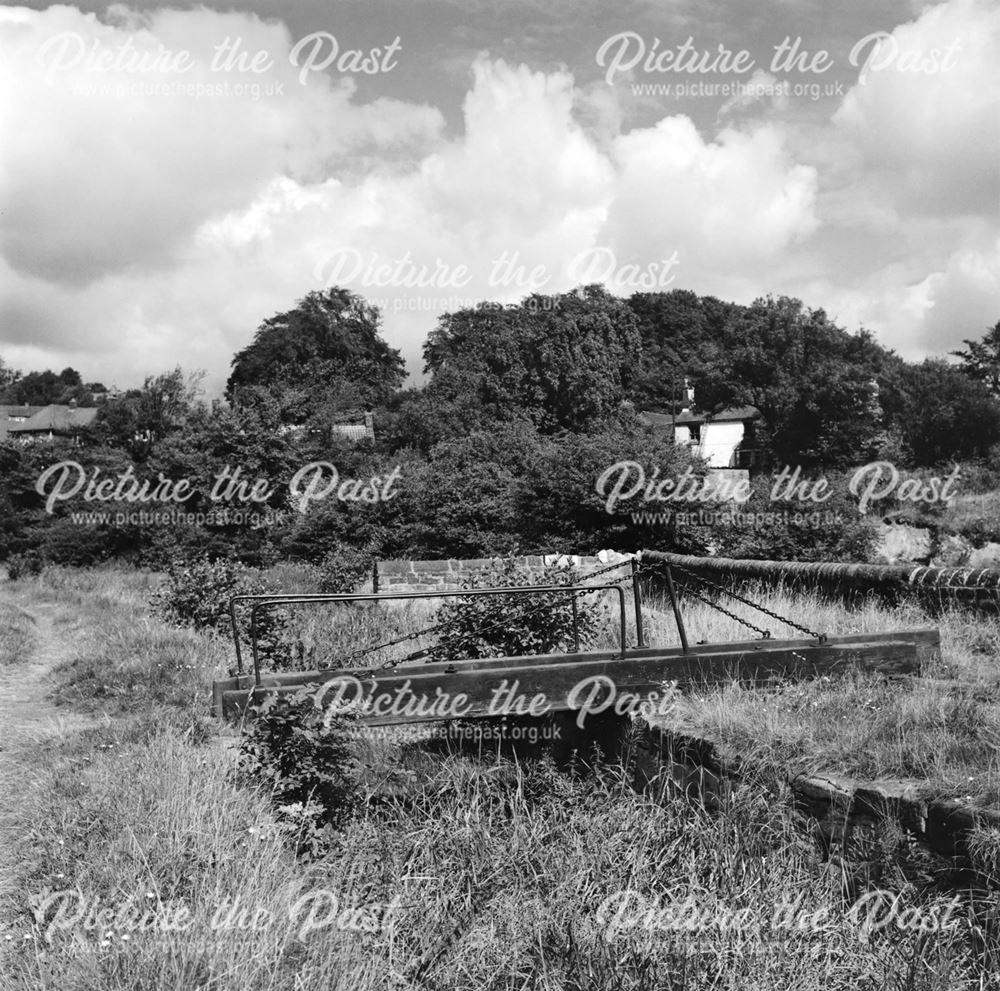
6 550 43 581
710 475 879 563
237 686 363 858
317 544 373 594
429 558 604 661
150 556 289 658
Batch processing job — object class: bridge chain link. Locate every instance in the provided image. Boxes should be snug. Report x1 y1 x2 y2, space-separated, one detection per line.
634 559 771 640
318 614 457 673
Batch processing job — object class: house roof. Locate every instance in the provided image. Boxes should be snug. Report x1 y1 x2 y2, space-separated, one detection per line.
330 424 370 441
640 406 759 428
6 405 99 435
0 405 48 441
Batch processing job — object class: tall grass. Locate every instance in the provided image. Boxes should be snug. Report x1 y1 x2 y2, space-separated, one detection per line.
3 567 999 988
33 569 1000 803
2 722 989 990
643 582 1000 804
11 566 228 714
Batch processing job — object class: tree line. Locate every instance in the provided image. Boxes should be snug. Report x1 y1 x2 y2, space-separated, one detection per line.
2 285 998 569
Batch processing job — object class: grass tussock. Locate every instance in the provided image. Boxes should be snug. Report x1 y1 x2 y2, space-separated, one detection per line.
50 618 226 713
0 602 36 665
667 676 1000 806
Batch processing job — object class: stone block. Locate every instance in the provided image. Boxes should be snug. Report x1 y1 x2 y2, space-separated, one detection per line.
967 542 1000 568
872 523 933 564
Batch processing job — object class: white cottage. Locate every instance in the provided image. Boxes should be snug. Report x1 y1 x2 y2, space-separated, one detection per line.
639 405 760 468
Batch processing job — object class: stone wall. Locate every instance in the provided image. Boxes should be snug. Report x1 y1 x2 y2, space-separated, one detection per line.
875 522 1000 568
374 550 635 593
631 725 1000 878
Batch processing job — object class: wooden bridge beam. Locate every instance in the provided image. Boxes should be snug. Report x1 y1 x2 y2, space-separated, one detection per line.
213 629 939 723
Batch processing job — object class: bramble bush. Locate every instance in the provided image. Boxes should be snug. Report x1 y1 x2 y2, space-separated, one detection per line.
317 544 373 594
150 556 290 657
5 550 43 581
429 558 605 661
237 685 363 858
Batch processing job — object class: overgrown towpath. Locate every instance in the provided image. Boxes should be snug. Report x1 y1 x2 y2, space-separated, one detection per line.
0 581 103 931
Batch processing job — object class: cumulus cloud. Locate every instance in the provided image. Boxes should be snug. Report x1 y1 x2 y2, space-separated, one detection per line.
0 0 997 394
602 116 818 278
0 5 441 284
833 0 1000 216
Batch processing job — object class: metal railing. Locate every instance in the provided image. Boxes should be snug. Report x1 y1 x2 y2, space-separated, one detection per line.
231 582 632 689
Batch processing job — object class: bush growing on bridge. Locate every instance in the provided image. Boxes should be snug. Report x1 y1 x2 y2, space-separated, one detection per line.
317 544 374 593
429 558 606 661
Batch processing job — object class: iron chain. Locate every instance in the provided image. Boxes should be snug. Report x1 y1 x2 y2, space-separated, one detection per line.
646 558 826 642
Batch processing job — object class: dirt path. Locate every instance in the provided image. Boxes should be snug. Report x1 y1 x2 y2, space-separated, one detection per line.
0 595 98 749
0 584 103 934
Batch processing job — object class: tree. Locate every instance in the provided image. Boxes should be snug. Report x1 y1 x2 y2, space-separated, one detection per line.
626 289 737 410
420 286 642 436
405 423 543 557
0 358 19 397
518 413 707 553
693 296 892 468
0 366 90 406
226 288 405 420
95 368 204 459
879 359 1000 466
952 320 1000 396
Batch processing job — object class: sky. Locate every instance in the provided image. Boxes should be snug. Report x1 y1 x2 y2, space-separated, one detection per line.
0 0 998 396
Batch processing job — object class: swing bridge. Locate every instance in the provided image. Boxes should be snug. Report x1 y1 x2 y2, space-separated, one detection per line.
211 550 940 730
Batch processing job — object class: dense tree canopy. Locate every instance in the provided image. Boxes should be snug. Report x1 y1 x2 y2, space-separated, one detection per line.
627 289 736 409
95 368 204 459
879 358 1000 466
226 288 405 421
681 296 890 467
4 289 1000 572
0 366 94 406
420 285 642 437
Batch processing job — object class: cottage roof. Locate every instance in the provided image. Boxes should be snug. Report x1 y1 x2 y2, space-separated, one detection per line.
640 406 759 428
6 404 99 435
0 405 48 440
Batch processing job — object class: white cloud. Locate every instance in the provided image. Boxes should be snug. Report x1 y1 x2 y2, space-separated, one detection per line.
602 116 818 279
833 0 1000 216
0 5 442 284
0 0 997 395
